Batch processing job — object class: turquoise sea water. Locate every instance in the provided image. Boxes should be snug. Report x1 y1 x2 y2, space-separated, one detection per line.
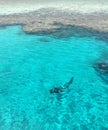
0 26 108 130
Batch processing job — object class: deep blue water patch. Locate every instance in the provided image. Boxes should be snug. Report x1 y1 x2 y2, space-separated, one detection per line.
0 26 108 130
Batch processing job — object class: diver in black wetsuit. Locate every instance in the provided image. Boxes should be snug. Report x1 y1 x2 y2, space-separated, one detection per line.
49 77 74 94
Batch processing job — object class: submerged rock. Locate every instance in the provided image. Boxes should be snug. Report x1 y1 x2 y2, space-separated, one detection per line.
96 63 108 71
93 62 108 83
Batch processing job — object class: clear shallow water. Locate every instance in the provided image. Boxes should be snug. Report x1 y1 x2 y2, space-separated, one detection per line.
0 26 108 130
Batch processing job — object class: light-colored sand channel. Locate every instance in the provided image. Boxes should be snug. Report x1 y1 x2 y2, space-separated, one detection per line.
0 0 108 14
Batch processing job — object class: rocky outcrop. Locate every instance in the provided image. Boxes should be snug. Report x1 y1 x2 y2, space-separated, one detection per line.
93 62 108 83
0 9 108 40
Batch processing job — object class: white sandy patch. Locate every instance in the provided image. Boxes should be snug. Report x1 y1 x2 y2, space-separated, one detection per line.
0 2 108 15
